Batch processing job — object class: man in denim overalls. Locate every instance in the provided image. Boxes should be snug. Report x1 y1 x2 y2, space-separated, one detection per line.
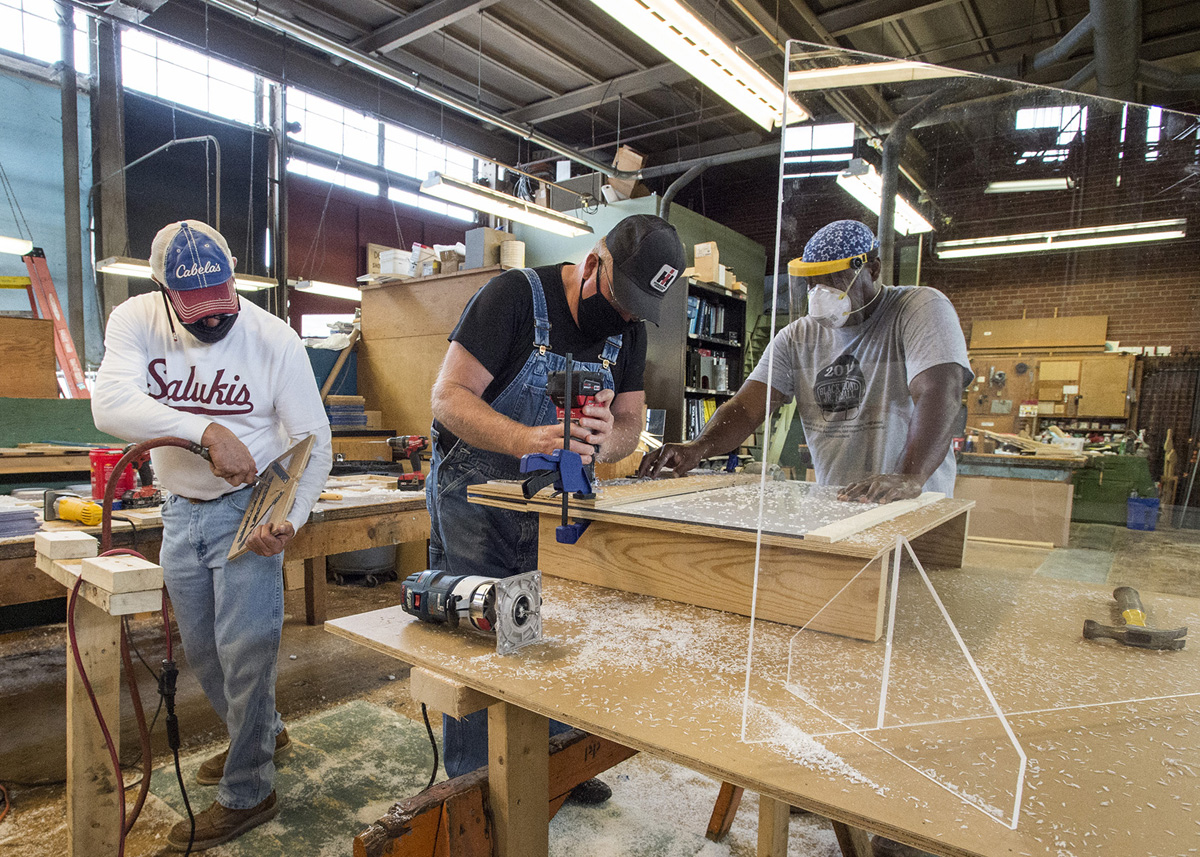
427 215 686 800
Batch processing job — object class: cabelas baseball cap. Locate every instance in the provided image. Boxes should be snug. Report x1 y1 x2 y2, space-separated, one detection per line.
149 220 239 323
606 214 685 326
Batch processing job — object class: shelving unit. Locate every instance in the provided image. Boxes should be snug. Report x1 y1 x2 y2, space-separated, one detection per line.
682 278 746 440
1037 416 1128 436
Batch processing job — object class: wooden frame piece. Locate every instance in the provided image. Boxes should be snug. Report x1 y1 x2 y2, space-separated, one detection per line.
803 492 944 543
228 435 315 560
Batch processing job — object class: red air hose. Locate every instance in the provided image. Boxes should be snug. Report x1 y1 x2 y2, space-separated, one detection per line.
65 436 207 855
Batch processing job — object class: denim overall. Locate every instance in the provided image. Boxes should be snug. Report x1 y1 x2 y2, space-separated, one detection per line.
426 266 620 776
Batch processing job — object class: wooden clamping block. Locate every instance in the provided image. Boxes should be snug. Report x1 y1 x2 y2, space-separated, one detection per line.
80 554 162 593
36 553 164 616
410 667 498 718
35 530 99 560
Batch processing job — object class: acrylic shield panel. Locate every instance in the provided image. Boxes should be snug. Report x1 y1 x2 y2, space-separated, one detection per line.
739 39 1200 831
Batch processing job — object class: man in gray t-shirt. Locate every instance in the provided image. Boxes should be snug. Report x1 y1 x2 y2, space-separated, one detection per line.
640 220 972 503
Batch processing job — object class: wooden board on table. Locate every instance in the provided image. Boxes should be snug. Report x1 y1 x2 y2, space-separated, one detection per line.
472 472 759 509
228 435 315 561
328 573 1200 857
803 492 944 543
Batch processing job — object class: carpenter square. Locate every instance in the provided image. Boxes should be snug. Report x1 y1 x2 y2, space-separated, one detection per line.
1083 586 1187 651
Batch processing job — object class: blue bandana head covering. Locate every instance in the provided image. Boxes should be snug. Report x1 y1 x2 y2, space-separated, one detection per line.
802 220 879 263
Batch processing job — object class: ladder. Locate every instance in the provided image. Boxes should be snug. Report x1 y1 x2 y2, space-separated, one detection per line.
22 248 89 398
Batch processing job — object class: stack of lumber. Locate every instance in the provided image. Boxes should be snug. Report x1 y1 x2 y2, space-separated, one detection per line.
978 429 1087 460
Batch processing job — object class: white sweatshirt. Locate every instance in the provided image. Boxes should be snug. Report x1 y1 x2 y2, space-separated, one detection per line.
92 293 333 533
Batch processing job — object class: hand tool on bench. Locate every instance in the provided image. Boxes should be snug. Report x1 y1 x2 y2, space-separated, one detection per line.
387 434 429 490
1083 586 1187 650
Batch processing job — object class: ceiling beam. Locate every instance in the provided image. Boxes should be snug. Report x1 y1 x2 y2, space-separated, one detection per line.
350 0 502 54
818 0 964 39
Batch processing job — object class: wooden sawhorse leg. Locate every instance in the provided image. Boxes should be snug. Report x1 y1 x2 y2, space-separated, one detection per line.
304 555 326 625
709 782 876 857
488 701 549 857
67 596 121 857
706 781 744 841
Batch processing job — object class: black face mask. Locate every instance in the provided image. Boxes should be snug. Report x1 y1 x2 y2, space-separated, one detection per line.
577 265 629 340
184 313 239 343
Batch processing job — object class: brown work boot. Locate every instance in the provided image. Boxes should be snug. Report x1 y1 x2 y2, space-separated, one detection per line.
166 791 278 851
196 728 291 785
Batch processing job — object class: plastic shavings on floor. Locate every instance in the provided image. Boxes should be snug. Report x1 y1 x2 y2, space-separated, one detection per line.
615 482 880 537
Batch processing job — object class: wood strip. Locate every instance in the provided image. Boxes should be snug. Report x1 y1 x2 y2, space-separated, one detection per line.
803 492 944 543
474 472 758 509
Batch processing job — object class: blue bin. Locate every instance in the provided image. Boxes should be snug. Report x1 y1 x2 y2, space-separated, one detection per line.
1126 497 1159 531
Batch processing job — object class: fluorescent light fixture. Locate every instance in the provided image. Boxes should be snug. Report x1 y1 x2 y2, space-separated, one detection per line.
294 279 362 301
788 61 970 92
96 256 277 293
984 178 1074 194
0 235 34 255
421 173 593 237
581 0 807 130
936 219 1187 259
835 159 933 235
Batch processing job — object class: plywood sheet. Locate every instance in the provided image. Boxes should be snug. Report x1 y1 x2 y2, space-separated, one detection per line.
1037 360 1079 382
0 317 57 398
953 476 1073 547
359 267 498 340
969 316 1106 350
327 572 1200 857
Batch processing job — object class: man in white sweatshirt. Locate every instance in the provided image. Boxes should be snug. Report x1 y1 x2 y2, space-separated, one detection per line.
92 220 332 851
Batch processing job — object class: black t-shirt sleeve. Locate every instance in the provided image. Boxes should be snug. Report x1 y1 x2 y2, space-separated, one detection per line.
614 321 647 394
448 271 532 385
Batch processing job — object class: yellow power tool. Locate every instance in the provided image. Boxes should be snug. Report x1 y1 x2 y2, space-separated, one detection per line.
44 490 103 526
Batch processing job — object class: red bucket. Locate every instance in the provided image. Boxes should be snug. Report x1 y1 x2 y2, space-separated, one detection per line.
89 448 135 500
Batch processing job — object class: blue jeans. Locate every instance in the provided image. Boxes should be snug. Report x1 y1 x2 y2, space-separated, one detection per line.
159 490 285 809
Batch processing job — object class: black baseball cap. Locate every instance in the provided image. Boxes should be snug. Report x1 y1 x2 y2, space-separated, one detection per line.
606 215 686 325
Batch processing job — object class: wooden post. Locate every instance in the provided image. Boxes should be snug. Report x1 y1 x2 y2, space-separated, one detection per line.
66 596 121 857
831 820 874 857
488 702 549 857
756 795 790 857
305 556 327 625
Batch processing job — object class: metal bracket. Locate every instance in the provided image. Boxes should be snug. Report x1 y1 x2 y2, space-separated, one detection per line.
494 570 542 656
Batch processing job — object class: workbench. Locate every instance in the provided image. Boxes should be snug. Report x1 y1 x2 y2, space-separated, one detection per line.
954 453 1085 547
327 570 1200 857
0 489 429 626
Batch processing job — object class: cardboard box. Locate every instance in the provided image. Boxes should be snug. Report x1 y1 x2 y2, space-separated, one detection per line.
379 248 413 277
439 250 463 275
608 145 649 199
366 243 402 276
694 241 719 283
465 227 517 269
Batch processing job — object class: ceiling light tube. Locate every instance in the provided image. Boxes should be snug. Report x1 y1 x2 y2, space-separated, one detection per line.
581 0 807 130
97 256 278 293
835 159 933 235
0 235 34 256
421 173 593 237
935 219 1187 258
294 279 363 301
984 178 1074 193
788 60 970 91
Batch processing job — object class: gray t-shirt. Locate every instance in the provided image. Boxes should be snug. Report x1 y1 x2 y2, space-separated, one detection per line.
748 285 971 495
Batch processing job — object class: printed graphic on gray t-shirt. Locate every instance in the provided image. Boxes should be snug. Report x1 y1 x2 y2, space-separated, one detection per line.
748 286 971 496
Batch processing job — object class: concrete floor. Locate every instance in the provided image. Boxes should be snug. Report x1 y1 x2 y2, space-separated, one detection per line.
1 522 1198 856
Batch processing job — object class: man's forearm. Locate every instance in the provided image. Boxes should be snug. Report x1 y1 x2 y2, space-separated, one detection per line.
691 389 767 457
432 383 530 457
896 389 960 483
597 411 640 462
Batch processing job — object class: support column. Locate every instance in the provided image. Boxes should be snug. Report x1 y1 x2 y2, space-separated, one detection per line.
57 1 85 356
91 17 129 318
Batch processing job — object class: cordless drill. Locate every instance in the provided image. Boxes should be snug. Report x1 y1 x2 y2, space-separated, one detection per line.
387 435 429 490
546 370 604 420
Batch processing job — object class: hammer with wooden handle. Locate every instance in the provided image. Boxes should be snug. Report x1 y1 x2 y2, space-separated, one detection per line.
1083 586 1187 651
